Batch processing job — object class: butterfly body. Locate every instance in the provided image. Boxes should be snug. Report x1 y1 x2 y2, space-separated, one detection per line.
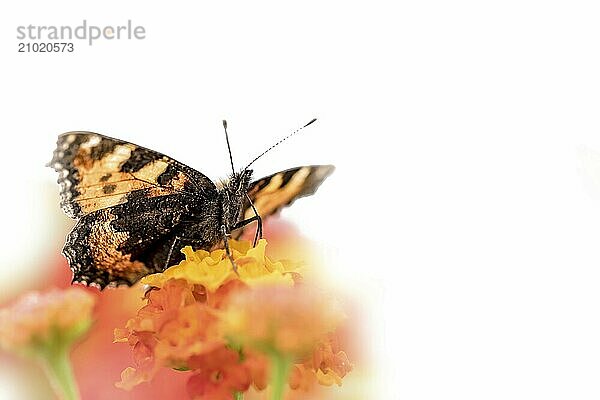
50 131 333 289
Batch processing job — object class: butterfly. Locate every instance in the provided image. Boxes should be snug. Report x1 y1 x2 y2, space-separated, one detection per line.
49 120 334 289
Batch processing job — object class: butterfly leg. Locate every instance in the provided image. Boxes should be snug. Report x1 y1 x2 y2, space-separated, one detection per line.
245 193 263 246
163 236 181 270
232 214 263 246
163 236 203 269
221 225 239 274
232 215 259 230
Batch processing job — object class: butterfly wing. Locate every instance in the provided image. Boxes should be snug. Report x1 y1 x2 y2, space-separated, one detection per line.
50 132 216 218
50 132 219 288
63 192 214 288
234 165 335 238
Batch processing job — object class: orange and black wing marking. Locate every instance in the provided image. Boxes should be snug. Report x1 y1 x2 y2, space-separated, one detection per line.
62 193 206 288
234 165 335 237
50 132 219 288
50 132 216 218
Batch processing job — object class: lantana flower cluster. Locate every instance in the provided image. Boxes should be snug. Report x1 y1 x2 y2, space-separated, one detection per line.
0 288 95 352
114 239 351 400
0 288 96 400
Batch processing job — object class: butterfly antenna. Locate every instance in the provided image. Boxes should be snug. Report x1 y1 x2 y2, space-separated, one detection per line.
244 118 317 170
223 120 236 174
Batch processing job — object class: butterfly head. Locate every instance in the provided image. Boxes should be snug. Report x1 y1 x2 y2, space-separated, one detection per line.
218 118 316 230
220 169 254 229
226 169 254 194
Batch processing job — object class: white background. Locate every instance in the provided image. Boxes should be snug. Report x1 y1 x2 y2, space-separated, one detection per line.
1 1 600 399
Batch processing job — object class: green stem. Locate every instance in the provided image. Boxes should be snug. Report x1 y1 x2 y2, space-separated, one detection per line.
233 392 244 400
41 347 79 400
269 352 292 400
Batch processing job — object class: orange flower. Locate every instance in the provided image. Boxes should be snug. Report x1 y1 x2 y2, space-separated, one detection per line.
221 285 344 358
114 279 227 390
221 285 351 399
289 334 353 389
115 240 292 396
186 346 253 399
115 239 351 400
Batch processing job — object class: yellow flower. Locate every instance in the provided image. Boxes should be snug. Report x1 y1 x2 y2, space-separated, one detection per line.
140 239 298 292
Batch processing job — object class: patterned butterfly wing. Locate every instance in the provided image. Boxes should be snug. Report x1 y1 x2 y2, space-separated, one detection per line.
234 165 335 238
50 132 215 218
50 132 218 288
